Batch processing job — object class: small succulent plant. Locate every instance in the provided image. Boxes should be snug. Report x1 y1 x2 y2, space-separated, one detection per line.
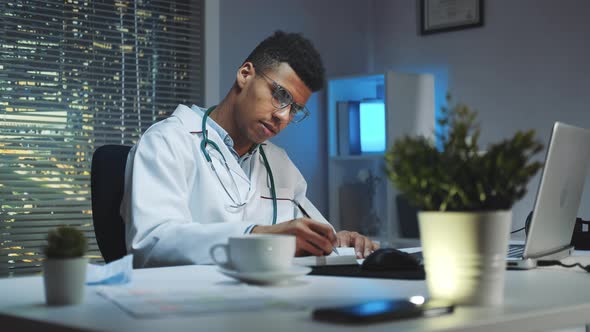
43 226 88 259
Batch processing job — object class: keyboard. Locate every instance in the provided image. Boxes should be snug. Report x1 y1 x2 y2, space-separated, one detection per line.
408 246 524 261
508 245 525 258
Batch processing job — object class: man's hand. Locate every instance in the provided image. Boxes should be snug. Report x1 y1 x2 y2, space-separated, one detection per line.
251 218 337 256
336 230 380 258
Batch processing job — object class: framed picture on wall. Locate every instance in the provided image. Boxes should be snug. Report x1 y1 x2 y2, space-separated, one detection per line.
419 0 484 35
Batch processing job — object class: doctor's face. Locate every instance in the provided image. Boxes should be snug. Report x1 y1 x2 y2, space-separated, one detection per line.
234 62 312 144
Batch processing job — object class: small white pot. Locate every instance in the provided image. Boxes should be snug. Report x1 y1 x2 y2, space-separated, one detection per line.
43 257 88 306
418 210 511 306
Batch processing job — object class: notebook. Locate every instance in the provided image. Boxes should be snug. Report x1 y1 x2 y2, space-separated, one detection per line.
293 247 359 266
507 122 590 269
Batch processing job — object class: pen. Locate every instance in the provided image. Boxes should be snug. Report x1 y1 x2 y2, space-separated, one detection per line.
262 196 341 256
293 199 340 256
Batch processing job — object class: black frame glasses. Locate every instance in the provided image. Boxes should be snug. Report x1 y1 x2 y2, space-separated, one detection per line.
256 70 310 124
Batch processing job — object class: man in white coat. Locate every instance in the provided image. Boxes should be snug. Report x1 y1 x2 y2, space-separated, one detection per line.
121 31 379 268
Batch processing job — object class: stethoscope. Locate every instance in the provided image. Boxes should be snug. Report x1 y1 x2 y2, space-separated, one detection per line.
200 106 278 225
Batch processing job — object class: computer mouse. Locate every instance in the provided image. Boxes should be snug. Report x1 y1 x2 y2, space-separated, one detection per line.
361 248 421 272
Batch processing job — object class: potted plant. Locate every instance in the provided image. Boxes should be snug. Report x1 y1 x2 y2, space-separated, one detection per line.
43 225 88 306
384 95 543 306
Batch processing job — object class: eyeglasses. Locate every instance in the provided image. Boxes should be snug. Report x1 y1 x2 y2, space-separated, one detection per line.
256 70 310 124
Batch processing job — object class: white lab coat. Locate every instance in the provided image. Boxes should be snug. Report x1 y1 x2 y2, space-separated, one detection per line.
120 104 331 268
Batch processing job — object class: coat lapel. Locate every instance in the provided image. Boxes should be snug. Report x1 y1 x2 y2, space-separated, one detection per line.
171 104 251 183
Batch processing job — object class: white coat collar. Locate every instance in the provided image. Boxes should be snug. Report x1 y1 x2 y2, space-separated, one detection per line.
169 104 265 185
169 104 206 133
169 104 268 151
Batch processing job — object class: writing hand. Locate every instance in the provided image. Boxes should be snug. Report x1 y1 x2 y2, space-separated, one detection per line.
251 218 337 256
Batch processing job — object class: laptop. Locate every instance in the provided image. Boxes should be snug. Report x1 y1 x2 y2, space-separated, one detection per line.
507 122 590 269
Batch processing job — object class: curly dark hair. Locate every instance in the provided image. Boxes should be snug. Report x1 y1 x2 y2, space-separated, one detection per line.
244 30 325 92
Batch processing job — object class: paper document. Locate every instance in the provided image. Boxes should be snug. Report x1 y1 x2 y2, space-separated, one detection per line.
293 247 359 266
97 285 303 318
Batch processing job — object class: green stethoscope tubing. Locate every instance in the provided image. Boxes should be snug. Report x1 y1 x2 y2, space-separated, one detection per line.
200 106 278 225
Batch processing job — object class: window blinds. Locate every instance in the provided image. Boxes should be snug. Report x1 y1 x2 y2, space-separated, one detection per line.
0 0 203 276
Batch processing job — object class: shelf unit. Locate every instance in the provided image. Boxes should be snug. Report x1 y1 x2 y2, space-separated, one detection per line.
327 72 435 247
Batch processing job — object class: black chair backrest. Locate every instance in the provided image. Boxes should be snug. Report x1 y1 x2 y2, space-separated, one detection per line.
91 144 132 263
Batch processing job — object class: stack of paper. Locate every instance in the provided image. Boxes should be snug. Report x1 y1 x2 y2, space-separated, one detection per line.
97 286 302 318
293 247 359 266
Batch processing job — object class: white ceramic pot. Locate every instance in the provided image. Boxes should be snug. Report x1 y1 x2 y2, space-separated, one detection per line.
43 257 88 306
418 210 511 306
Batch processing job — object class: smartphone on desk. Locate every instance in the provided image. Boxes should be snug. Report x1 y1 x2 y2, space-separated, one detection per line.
312 298 454 324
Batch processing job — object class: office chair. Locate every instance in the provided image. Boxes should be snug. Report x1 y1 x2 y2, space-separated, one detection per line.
90 144 132 263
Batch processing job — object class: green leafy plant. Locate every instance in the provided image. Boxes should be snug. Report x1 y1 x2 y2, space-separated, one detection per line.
385 95 544 212
43 226 88 259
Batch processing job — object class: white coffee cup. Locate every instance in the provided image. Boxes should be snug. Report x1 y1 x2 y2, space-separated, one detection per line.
209 234 296 273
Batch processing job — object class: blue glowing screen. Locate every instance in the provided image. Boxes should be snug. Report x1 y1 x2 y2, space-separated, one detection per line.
353 300 393 315
359 101 386 153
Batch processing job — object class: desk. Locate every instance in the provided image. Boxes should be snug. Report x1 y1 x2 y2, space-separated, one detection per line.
1 261 589 332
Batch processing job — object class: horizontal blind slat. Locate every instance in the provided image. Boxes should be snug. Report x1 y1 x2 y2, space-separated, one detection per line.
1 220 92 227
3 0 195 13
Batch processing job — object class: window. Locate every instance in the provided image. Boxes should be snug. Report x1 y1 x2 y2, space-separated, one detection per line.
0 0 204 276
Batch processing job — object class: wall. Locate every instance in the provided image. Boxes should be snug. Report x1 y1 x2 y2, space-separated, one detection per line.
371 0 590 236
215 0 590 235
217 0 371 216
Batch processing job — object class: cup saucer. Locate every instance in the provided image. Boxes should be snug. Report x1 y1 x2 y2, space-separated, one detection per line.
217 265 312 285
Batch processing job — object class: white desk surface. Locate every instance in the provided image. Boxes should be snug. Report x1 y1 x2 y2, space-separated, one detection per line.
1 254 590 332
